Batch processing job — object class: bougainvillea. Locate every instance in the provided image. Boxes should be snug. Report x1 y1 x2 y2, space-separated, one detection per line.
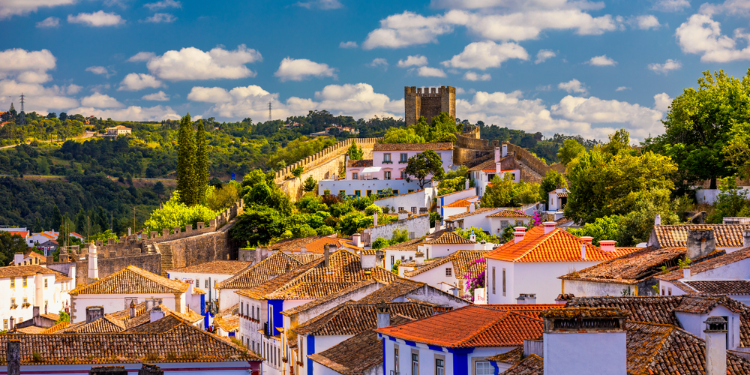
463 258 487 302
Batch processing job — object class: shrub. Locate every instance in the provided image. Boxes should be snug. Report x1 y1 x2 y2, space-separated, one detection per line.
365 204 382 215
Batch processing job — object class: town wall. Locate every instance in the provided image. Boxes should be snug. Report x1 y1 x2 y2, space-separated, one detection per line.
404 86 455 126
364 213 430 244
274 138 381 202
502 141 551 178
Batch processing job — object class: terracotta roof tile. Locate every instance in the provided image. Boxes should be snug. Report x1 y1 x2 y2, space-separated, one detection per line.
652 224 750 248
485 227 638 263
347 159 373 168
40 313 59 321
167 260 253 275
216 251 321 290
375 305 543 348
427 231 475 245
502 353 543 375
125 314 187 334
14 326 46 334
357 279 425 304
658 246 750 282
404 250 487 277
380 238 424 252
69 266 189 295
445 207 501 221
0 265 60 279
1 323 261 365
282 280 380 317
373 142 453 152
680 280 750 295
559 247 688 284
295 301 436 336
40 321 70 334
444 196 478 208
485 346 524 365
267 234 338 253
486 210 531 218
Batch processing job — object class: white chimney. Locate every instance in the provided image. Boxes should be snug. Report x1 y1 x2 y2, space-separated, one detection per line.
128 227 131 236
580 236 594 245
150 306 165 323
599 240 617 253
361 251 376 269
88 244 98 281
704 317 728 375
581 243 586 260
373 212 378 227
543 221 556 234
514 230 525 244
465 178 470 190
502 144 508 158
496 163 502 175
352 233 361 248
13 253 24 265
654 214 661 226
516 293 537 305
377 302 391 328
415 251 425 265
469 203 476 213
683 267 691 280
494 147 501 163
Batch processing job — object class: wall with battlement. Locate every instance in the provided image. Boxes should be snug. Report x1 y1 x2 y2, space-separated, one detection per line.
274 138 381 202
405 86 455 126
502 141 551 178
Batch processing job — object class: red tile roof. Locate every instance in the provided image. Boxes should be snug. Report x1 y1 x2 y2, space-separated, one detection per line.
651 224 750 248
444 196 478 208
427 231 475 245
657 246 750 282
375 305 543 348
484 227 638 263
168 260 253 275
5 231 29 238
486 210 531 218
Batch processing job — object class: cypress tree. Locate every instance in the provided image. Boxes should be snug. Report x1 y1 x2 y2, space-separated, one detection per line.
177 113 197 205
195 119 209 203
51 205 62 231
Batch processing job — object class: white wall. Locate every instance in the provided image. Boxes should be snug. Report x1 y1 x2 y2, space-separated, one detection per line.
382 337 512 375
696 188 750 205
314 335 354 354
366 214 430 244
563 280 638 298
374 188 436 212
385 249 417 269
488 217 531 237
691 258 750 280
0 274 62 329
318 179 422 197
675 305 742 350
169 271 232 302
438 189 477 223
454 208 503 233
407 261 458 291
486 260 602 304
543 332 627 375
72 293 176 323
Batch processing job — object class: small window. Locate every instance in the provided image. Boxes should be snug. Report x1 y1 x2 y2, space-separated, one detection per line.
205 280 209 289
401 170 407 179
407 189 415 193
501 220 509 228
487 174 495 181
354 190 361 197
11 298 15 307
10 278 14 288
446 268 452 277
400 153 408 162
668 287 672 296
492 267 496 295
23 276 27 287
503 268 507 296
366 189 373 197
3 320 6 330
384 171 391 180
411 207 417 214
391 255 395 266
44 279 48 288
195 278 200 287
394 346 400 371
377 190 383 195
241 302 244 315
352 172 359 180
23 297 27 306
476 361 493 375
412 353 419 375
392 189 399 195
436 358 445 375
339 190 346 196
384 153 392 162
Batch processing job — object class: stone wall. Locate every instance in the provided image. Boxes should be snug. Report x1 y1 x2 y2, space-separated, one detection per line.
404 86 455 126
274 138 380 202
502 141 551 178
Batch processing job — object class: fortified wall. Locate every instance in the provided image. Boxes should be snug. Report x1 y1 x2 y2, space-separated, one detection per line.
59 201 243 285
405 86 456 126
274 138 381 202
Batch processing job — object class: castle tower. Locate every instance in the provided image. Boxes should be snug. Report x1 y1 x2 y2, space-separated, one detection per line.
404 86 456 126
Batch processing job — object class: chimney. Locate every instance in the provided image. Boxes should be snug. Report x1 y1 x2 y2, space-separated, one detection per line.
86 306 104 323
744 230 750 249
599 240 616 253
300 246 307 253
465 178 470 190
494 146 501 163
6 339 20 375
33 306 39 318
88 243 99 282
255 247 262 264
654 214 661 225
516 293 537 304
324 244 332 267
376 302 391 328
682 267 692 280
502 144 508 158
415 251 425 265
686 229 716 260
704 316 728 375
130 300 136 319
514 228 526 244
469 203 476 213
581 243 586 260
373 212 378 227
361 251 376 270
543 221 556 234
145 299 153 311
580 236 594 245
496 162 502 175
150 306 165 323
352 233 361 248
13 252 24 265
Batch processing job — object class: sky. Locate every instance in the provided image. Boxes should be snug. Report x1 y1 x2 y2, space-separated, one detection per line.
2 0 750 141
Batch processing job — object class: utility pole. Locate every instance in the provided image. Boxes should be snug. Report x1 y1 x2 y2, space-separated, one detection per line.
19 93 25 125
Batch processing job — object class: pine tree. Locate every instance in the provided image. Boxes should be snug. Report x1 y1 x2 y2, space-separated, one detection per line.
195 119 209 203
33 217 43 233
51 206 62 231
177 113 197 205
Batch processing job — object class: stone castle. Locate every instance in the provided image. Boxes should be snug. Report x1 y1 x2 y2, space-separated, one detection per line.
404 86 456 126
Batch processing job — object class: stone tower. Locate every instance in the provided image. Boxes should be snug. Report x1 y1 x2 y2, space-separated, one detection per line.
404 86 456 126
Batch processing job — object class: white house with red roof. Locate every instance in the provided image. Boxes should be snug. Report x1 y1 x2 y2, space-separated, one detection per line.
484 222 638 304
469 145 521 197
436 187 478 226
26 231 58 247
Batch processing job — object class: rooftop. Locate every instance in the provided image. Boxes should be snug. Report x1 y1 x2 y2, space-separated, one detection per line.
356 279 427 304
680 280 750 295
426 231 475 245
215 251 320 289
485 226 638 263
502 354 544 375
373 142 453 152
445 207 501 221
0 265 65 280
559 246 689 284
347 159 373 168
437 187 475 198
443 196 478 208
294 301 436 336
651 224 750 248
379 238 424 252
486 209 531 218
167 260 253 275
657 246 750 282
404 250 487 278
69 265 189 295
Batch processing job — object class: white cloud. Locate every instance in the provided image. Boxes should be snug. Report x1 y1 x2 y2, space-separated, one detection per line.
417 67 447 77
675 13 750 62
86 66 116 78
67 84 82 94
66 105 180 121
145 45 262 81
429 0 605 10
16 71 51 84
36 17 60 28
648 59 682 74
550 95 664 139
653 0 690 12
142 91 170 101
81 93 123 108
558 79 587 94
68 11 125 26
653 93 673 112
127 52 156 62
587 55 617 66
0 0 73 20
0 80 79 113
187 86 235 103
275 58 336 82
368 58 388 68
464 71 491 81
143 13 176 23
442 41 528 70
633 15 660 29
363 11 454 49
0 49 56 78
397 55 428 68
339 41 358 48
144 0 181 10
535 49 556 64
296 0 343 9
118 73 163 91
616 86 630 91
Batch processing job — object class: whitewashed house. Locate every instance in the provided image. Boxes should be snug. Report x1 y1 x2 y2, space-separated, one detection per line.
403 250 488 294
444 206 503 232
487 210 532 236
167 260 252 312
372 187 438 215
469 145 522 197
436 187 478 225
547 188 569 212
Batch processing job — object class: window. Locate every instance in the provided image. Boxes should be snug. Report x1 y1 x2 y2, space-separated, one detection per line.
10 278 14 288
398 207 405 212
412 353 419 375
195 279 200 288
384 171 392 180
11 298 16 307
668 287 672 296
502 268 507 296
23 297 27 307
401 170 407 179
339 190 347 196
23 276 27 287
401 255 405 261
411 207 417 214
392 189 399 195
487 174 495 181
445 268 452 277
394 346 399 371
300 337 304 358
391 256 395 266
436 359 445 375
384 153 392 162
214 280 217 288
205 280 209 289
257 307 260 320
400 153 408 162
661 288 665 296
492 267 496 295
407 189 415 193
355 190 361 197
241 302 244 315
44 279 48 288
3 320 6 330
366 189 373 197
352 172 359 180
476 361 493 375
500 220 509 228
377 190 383 195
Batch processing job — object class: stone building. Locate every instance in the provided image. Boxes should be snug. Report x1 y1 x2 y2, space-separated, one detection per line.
404 86 455 126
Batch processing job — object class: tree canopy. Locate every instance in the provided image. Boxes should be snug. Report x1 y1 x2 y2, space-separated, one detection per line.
404 150 444 189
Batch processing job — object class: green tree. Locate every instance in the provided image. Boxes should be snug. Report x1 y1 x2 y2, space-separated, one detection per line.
195 119 209 203
404 150 444 189
143 191 216 234
617 190 680 245
177 113 197 205
557 139 585 166
292 166 304 182
50 205 62 232
482 174 515 207
382 128 426 144
650 70 746 189
33 217 43 233
303 176 317 192
0 232 28 265
347 141 364 160
569 216 623 246
539 170 567 205
602 129 631 156
229 206 287 247
707 177 750 223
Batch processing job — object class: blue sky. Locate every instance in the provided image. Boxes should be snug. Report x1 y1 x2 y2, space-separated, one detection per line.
2 0 750 140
